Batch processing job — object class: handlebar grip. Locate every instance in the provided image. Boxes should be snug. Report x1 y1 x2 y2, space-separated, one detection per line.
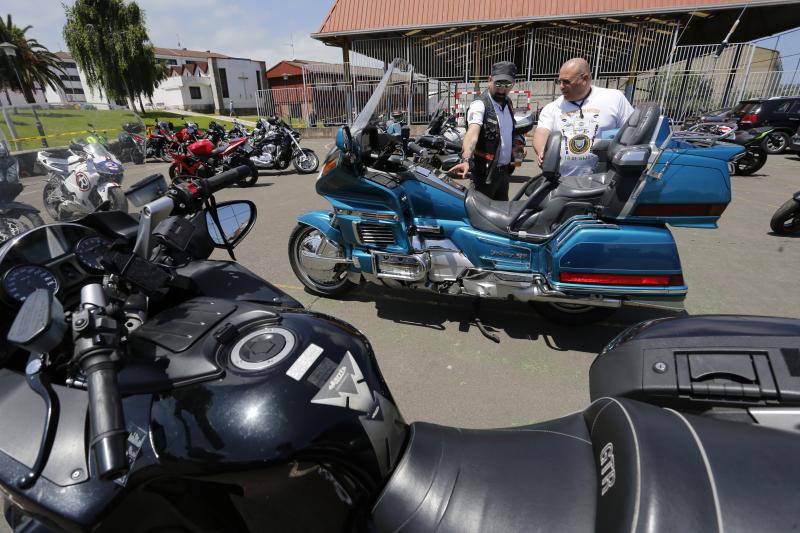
445 139 462 151
407 142 427 156
205 165 251 193
82 352 127 480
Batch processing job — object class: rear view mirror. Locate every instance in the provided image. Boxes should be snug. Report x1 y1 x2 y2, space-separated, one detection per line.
206 200 257 248
336 126 353 153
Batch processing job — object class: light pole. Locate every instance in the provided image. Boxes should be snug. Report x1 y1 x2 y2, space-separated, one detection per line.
0 41 48 148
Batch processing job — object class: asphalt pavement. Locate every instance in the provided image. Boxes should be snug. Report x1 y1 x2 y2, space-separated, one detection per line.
2 138 800 530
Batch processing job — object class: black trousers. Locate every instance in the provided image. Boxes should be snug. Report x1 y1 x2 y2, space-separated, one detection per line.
474 165 511 201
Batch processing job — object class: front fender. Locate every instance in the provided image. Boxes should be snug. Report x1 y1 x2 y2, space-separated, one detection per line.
0 202 40 215
297 210 343 243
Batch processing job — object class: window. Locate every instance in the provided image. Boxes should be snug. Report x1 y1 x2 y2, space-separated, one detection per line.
189 86 202 100
788 100 800 114
59 74 80 81
219 68 229 98
159 58 178 66
256 71 262 91
774 101 792 114
73 88 84 95
60 61 76 69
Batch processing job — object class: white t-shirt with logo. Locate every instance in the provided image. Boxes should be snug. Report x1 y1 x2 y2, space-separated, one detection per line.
537 86 634 176
467 98 514 165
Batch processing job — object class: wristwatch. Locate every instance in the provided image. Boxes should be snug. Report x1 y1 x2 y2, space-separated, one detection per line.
460 156 474 170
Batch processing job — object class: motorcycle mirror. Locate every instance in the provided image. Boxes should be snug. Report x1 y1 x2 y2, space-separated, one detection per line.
7 289 67 354
336 126 353 153
205 200 257 249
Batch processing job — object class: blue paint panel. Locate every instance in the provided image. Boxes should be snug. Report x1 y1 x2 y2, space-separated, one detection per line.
351 249 374 273
450 226 541 272
552 224 681 275
297 211 339 241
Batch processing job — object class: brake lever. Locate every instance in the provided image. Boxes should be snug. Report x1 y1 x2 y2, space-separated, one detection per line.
17 352 59 489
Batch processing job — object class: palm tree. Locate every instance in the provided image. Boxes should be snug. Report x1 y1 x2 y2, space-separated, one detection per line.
0 14 64 104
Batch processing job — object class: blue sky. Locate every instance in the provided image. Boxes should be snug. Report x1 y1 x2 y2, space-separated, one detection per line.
5 1 800 74
6 0 342 69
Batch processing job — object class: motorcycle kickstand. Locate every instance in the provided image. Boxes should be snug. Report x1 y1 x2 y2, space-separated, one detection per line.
470 299 500 343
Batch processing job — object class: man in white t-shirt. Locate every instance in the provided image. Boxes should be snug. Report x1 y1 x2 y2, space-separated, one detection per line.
533 58 634 176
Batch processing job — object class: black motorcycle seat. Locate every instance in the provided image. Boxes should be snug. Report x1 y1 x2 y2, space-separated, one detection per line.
553 173 610 200
372 397 800 533
464 188 528 235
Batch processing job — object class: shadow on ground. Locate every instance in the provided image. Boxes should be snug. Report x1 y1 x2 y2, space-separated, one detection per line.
317 284 681 355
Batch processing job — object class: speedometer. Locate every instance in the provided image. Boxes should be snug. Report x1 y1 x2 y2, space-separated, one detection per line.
2 265 59 302
75 236 110 271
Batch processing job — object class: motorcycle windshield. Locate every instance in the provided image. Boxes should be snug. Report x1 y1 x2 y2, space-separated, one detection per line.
83 142 114 161
351 58 414 137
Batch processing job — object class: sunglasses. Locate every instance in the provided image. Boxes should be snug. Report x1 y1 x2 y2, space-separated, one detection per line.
558 75 586 86
494 81 514 88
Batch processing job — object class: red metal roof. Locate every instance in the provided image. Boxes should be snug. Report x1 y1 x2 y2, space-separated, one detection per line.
314 0 782 36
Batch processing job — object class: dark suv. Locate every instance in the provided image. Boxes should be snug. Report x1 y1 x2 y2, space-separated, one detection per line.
736 96 800 153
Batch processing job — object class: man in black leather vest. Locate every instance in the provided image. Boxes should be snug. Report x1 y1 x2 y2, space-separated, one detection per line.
450 61 522 200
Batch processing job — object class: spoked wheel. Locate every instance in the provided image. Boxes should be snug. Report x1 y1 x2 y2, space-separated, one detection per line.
532 301 616 325
42 180 65 221
734 147 767 175
288 224 355 297
0 217 26 244
293 149 319 174
770 198 800 235
763 131 789 154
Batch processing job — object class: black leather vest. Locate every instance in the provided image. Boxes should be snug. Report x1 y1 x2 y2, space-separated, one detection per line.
473 91 516 181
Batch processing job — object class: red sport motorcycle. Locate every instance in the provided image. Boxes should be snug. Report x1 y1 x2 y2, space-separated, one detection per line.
168 136 259 187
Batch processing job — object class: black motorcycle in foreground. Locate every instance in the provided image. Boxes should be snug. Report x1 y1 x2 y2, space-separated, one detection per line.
249 116 319 173
770 190 800 234
1 167 799 532
0 144 44 244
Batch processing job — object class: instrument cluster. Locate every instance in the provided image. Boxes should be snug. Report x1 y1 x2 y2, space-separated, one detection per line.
0 224 111 304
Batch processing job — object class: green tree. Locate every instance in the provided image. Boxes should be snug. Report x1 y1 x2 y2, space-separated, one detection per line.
63 0 165 111
0 14 65 104
647 72 716 120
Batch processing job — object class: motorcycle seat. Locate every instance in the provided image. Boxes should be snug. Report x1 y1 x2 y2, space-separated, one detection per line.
552 173 610 199
371 397 800 533
464 188 530 235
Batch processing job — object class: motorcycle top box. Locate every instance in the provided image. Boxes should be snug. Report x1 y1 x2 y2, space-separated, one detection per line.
290 59 744 324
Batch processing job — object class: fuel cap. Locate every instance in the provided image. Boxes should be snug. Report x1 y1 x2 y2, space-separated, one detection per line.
230 327 295 371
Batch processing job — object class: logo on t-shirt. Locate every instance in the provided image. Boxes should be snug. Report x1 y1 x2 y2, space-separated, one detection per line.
568 133 592 155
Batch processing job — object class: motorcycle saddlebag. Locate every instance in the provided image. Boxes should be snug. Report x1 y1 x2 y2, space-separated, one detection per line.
590 315 800 425
188 139 214 156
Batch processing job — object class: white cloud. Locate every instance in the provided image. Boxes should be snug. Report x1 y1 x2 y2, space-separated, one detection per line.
8 0 341 66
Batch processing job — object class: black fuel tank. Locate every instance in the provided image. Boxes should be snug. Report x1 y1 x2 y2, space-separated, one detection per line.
144 299 408 515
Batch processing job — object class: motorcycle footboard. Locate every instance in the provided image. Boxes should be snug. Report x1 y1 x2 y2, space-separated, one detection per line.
545 222 686 310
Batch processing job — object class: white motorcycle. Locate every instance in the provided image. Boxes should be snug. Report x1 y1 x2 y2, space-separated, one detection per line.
37 141 128 221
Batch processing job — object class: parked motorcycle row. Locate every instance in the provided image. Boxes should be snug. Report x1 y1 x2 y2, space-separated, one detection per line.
0 59 799 533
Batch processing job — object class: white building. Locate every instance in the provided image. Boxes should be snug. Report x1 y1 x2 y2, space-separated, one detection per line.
43 52 86 104
45 48 267 114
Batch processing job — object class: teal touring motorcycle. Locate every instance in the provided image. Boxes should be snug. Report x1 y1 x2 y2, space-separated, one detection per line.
289 59 744 324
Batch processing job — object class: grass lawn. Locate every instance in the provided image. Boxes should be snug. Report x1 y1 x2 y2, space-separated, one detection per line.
1 107 143 151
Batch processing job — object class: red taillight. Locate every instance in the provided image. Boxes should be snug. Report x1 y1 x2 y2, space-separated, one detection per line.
633 203 727 217
559 272 685 286
740 113 758 124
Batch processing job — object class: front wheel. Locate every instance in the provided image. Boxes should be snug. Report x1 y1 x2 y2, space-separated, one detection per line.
42 180 64 220
288 223 355 297
770 198 800 235
763 131 789 154
531 301 616 325
107 187 129 214
734 147 767 175
293 149 319 174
